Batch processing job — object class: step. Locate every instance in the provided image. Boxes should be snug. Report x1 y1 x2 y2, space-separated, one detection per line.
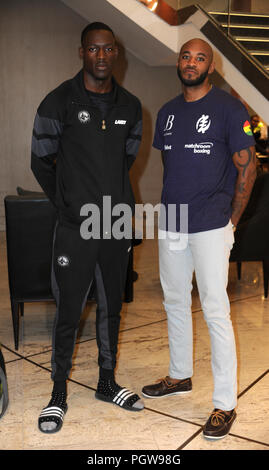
220 25 269 39
221 23 269 30
210 11 269 17
235 37 269 41
250 54 269 66
236 38 269 51
249 50 269 55
209 11 269 26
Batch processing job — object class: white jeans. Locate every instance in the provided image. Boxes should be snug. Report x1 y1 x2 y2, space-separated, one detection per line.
158 221 237 411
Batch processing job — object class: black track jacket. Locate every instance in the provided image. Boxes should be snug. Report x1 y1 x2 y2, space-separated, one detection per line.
31 70 142 228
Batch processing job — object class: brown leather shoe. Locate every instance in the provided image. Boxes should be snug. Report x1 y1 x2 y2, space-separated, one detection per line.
142 376 192 398
203 409 236 440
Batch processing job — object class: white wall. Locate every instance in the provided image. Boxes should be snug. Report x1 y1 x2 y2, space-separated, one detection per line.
0 0 85 229
0 0 181 229
0 0 244 230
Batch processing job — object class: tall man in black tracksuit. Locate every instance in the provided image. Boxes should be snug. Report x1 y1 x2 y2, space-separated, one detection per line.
31 23 144 434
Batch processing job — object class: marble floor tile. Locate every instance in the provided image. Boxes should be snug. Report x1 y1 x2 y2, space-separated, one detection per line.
1 232 269 451
184 376 269 450
2 359 200 450
183 432 269 450
24 298 268 433
232 373 269 444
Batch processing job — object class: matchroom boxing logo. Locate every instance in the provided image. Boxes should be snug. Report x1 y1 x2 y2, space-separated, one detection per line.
184 142 213 155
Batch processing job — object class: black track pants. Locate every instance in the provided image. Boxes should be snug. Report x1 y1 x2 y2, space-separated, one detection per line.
50 222 131 382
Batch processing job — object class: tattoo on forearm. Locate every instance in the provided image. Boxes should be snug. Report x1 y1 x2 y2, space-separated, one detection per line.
237 182 246 194
234 147 252 177
231 146 256 224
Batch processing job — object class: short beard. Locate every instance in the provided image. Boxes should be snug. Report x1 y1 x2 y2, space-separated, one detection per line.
177 66 209 87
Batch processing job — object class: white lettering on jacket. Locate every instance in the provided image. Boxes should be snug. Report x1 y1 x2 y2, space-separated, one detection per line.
115 120 126 125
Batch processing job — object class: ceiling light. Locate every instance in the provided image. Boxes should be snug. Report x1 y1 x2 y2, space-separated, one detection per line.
149 1 158 11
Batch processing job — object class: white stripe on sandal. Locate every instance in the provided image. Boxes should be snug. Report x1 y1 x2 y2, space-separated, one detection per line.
113 389 136 407
40 406 65 418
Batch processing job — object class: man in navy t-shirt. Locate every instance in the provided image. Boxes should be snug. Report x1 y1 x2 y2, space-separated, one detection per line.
142 38 256 440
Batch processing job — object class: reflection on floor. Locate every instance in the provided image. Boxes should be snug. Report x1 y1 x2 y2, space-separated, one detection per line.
0 231 268 450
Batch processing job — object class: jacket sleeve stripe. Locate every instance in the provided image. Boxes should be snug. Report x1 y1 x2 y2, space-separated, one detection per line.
126 119 142 156
126 138 141 157
33 129 59 141
31 111 63 205
33 113 64 136
31 135 59 158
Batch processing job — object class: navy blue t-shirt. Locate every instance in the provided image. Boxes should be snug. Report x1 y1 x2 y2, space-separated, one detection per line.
153 86 255 233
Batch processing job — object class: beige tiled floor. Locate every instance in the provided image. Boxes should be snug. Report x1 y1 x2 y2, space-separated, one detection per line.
0 231 268 450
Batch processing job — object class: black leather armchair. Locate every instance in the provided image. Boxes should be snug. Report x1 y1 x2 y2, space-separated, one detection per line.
4 191 136 350
230 172 269 298
0 346 9 419
4 193 57 350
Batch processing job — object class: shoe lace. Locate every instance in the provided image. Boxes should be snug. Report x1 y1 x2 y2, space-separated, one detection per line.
210 409 226 427
162 376 172 386
162 376 182 387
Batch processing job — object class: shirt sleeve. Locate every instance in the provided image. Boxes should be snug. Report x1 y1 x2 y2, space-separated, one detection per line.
225 100 256 155
153 110 164 150
31 90 64 205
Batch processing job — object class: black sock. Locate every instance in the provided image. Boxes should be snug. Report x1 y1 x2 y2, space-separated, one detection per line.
97 368 121 397
52 380 67 395
99 368 115 381
97 377 121 397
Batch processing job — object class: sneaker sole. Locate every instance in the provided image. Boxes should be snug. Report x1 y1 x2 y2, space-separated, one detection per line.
203 433 229 440
142 390 192 399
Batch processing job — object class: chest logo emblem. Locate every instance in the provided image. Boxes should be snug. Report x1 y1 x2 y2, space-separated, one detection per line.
57 255 70 267
164 115 175 132
78 110 90 124
196 114 211 134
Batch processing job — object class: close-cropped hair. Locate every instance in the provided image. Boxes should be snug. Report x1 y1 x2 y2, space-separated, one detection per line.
81 22 115 46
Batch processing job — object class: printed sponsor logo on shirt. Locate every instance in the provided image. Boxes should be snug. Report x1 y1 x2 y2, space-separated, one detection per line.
164 115 175 135
243 120 253 136
184 142 213 155
78 110 90 124
164 145 172 150
196 114 211 134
